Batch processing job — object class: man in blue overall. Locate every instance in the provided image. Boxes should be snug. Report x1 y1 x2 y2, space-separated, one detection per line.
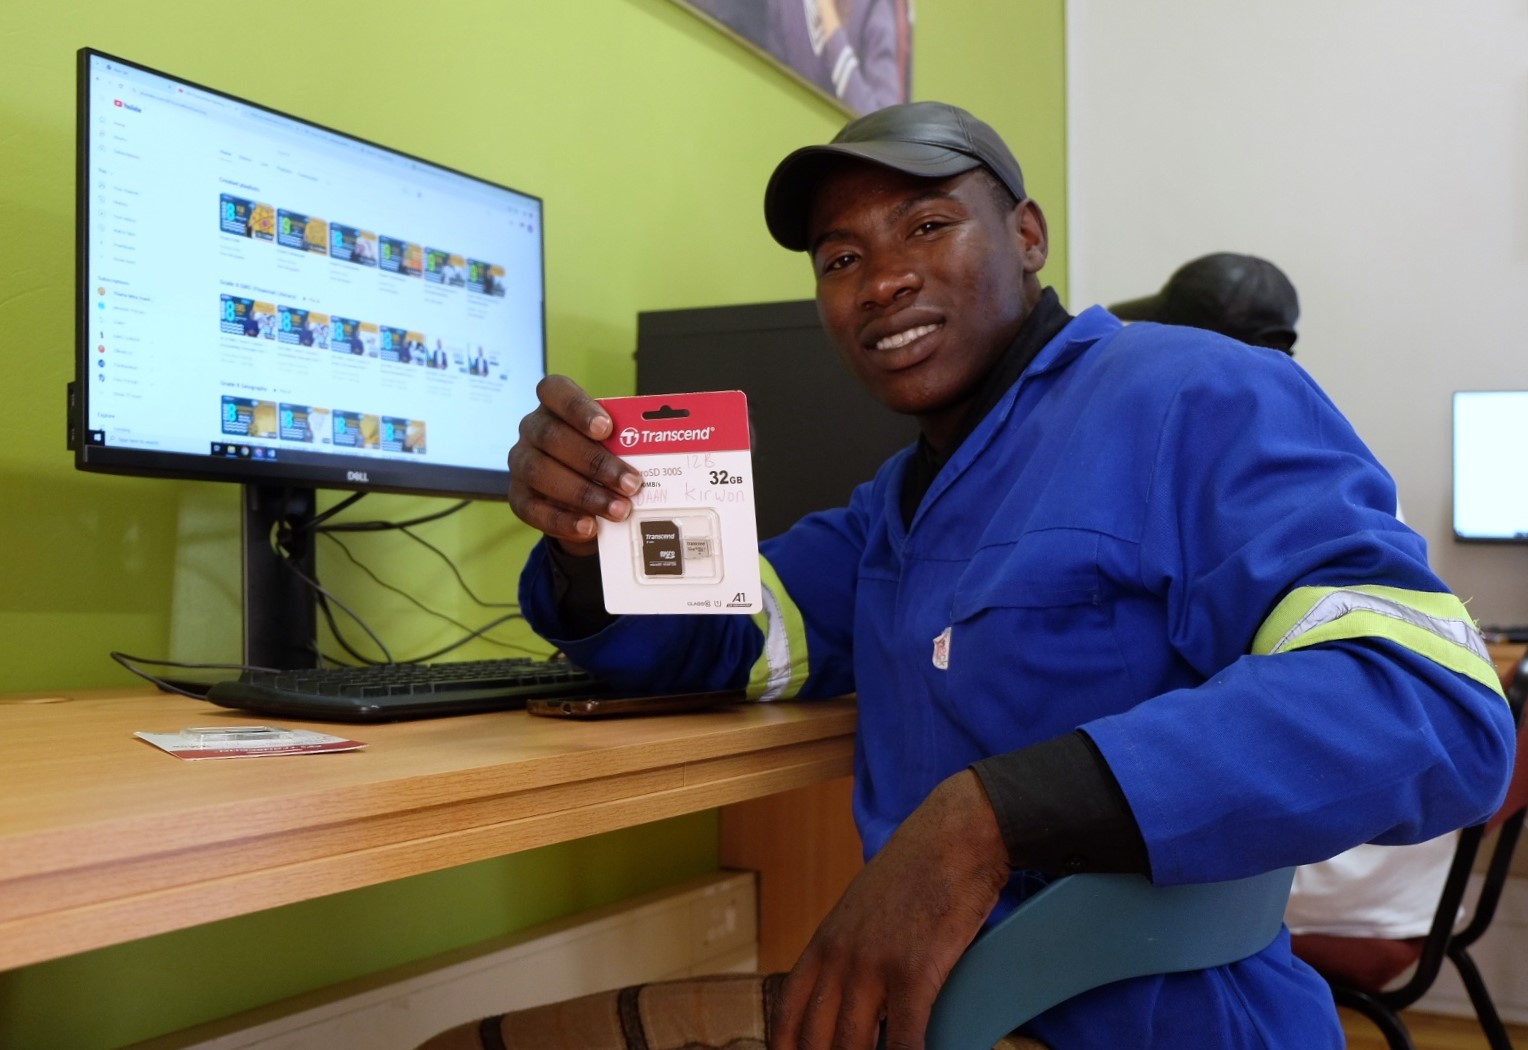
429 102 1514 1049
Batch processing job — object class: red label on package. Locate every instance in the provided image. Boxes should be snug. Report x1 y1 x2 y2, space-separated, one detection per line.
599 391 751 457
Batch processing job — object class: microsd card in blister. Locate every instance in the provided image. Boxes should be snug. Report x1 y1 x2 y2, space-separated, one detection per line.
633 511 723 583
595 391 760 615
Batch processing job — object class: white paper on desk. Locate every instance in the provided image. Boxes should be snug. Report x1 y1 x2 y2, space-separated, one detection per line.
134 729 366 760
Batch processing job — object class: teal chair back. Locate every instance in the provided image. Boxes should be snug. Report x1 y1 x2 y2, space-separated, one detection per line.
924 868 1295 1050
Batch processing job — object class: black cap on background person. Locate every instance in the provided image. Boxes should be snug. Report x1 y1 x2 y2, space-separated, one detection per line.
1110 252 1300 354
764 101 1026 252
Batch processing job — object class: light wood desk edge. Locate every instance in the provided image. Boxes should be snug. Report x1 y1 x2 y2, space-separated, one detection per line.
0 688 856 972
8 645 1519 975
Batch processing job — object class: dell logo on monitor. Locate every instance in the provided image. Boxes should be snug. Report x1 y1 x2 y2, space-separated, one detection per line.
346 470 369 483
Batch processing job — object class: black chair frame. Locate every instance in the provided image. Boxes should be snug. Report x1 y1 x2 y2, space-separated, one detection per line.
1328 656 1528 1050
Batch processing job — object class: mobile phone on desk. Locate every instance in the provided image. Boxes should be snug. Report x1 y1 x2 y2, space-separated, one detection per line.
526 690 745 719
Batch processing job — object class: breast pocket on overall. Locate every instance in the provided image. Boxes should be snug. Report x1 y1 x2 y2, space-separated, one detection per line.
943 530 1125 743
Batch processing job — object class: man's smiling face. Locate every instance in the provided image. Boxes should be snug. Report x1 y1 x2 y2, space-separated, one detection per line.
806 161 1047 452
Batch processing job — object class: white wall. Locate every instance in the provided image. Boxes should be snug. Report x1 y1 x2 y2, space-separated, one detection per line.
1066 0 1528 626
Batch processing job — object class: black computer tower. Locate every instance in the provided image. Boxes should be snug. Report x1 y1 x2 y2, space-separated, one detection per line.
636 300 917 539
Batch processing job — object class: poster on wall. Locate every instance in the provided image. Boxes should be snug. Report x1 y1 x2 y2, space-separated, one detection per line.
672 0 912 116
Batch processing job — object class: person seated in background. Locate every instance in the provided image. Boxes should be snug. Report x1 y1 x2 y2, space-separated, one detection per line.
1108 251 1300 355
1110 254 1462 955
420 102 1513 1050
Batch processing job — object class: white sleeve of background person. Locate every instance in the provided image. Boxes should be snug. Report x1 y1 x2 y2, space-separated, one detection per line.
1285 835 1460 938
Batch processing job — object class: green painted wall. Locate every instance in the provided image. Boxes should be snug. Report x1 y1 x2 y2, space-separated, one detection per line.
0 1 1065 1046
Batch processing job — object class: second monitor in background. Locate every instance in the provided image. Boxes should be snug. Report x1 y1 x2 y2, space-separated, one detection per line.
1453 390 1528 544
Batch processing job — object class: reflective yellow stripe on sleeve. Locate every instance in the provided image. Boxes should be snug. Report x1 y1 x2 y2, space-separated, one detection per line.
1251 585 1505 698
746 556 810 701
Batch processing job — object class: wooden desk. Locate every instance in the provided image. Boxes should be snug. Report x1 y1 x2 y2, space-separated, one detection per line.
0 688 856 972
6 644 1517 975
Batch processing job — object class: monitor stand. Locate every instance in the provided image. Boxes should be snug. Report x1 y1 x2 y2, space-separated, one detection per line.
242 484 319 670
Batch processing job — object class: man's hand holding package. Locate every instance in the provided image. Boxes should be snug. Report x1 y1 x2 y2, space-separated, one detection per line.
507 375 643 556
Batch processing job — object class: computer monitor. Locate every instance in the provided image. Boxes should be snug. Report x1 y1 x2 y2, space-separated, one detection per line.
1452 390 1528 543
72 49 545 668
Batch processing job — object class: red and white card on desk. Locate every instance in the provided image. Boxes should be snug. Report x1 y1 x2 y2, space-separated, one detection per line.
135 725 367 760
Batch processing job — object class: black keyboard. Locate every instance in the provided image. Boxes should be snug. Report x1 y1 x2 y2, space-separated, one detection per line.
204 657 611 722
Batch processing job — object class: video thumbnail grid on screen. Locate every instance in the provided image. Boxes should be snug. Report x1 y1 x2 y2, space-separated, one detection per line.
217 292 497 375
217 397 424 456
212 189 515 462
218 192 510 295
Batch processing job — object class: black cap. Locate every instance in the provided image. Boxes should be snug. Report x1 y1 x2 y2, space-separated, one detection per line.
764 101 1026 252
1110 253 1300 353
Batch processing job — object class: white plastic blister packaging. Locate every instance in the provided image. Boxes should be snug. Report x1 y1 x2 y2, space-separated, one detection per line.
595 391 760 615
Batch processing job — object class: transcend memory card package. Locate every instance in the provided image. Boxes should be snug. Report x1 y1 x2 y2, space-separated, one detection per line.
595 391 761 615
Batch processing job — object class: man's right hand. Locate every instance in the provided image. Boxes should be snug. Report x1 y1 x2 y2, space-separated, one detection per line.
507 375 644 557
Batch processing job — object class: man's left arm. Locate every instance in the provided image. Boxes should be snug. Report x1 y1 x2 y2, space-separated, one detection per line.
1083 352 1514 885
1089 630 1511 885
